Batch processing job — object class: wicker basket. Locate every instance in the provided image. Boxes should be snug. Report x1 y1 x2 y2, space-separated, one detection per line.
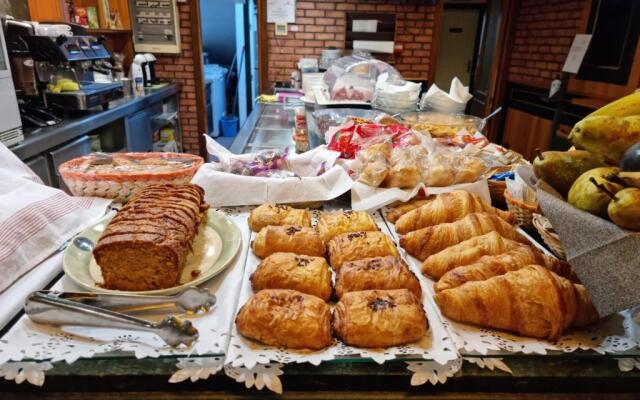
59 152 204 203
486 166 511 207
504 189 539 229
532 213 566 259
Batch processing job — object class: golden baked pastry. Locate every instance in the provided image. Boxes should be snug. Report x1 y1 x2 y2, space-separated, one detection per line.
327 231 399 270
400 212 527 261
335 256 422 299
333 289 428 347
316 210 379 243
250 252 332 301
248 203 311 232
421 231 525 279
434 265 598 340
252 225 325 258
235 289 333 349
395 191 514 234
435 247 577 292
385 198 434 223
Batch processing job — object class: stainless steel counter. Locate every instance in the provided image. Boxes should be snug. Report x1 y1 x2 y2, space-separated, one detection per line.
11 84 179 160
230 103 296 154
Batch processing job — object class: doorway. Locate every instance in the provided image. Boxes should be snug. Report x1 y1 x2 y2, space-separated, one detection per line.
433 6 484 90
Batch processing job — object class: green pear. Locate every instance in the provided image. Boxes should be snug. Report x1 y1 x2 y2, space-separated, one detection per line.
607 188 640 231
533 149 603 197
567 167 623 218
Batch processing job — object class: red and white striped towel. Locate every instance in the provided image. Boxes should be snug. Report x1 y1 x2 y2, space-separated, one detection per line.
0 144 111 293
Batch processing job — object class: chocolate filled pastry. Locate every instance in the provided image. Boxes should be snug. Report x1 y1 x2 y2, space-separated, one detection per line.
327 231 399 271
335 256 422 299
250 252 332 301
252 225 325 258
316 210 379 243
248 203 311 232
333 289 428 347
235 289 333 349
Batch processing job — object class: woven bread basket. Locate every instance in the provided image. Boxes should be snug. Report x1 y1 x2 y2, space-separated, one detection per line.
59 152 204 203
504 189 539 229
532 213 566 259
486 166 512 207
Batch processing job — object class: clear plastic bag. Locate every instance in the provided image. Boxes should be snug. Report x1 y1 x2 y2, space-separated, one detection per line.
323 55 402 101
354 142 392 187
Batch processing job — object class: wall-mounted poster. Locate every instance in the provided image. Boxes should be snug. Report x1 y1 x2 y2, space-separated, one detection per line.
267 0 295 23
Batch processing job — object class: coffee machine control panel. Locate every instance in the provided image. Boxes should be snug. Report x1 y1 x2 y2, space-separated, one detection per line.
129 0 181 54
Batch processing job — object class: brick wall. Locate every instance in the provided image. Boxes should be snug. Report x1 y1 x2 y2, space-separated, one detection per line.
266 0 438 88
153 1 200 155
507 0 585 88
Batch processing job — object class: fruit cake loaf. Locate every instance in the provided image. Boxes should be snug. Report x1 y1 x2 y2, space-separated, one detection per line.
93 183 209 291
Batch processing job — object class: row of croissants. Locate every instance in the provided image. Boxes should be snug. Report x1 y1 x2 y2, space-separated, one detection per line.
386 190 599 341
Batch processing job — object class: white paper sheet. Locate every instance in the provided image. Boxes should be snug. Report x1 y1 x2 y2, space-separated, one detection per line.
351 179 491 212
192 136 354 207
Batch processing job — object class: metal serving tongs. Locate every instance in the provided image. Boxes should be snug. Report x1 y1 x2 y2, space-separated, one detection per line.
24 287 216 347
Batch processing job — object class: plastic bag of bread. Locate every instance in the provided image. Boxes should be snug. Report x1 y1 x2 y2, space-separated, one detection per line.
383 146 428 189
355 142 392 187
425 153 456 187
454 157 487 184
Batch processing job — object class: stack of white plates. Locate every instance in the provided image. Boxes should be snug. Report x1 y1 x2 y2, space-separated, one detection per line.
319 48 342 70
371 79 421 114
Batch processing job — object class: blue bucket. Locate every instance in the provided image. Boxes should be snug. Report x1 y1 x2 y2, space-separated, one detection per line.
220 115 239 137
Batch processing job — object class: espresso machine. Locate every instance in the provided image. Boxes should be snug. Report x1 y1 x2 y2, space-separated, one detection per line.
6 20 123 116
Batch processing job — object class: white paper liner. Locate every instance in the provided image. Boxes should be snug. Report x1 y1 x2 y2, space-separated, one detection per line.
192 137 354 207
226 210 459 369
0 207 252 365
382 210 640 356
350 179 491 212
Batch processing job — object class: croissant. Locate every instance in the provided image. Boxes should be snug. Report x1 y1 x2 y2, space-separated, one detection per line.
435 247 577 291
421 232 526 279
385 198 434 223
434 265 599 340
248 203 311 232
395 191 514 234
400 213 527 261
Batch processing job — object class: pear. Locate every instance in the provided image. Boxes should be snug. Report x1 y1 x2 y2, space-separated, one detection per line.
533 149 603 197
567 167 623 218
607 188 640 231
569 116 640 166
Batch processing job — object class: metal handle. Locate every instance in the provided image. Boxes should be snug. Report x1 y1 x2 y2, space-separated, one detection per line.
25 292 199 347
39 287 216 314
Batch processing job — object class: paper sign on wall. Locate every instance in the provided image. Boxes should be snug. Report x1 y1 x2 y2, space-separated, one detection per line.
562 34 592 74
267 0 296 23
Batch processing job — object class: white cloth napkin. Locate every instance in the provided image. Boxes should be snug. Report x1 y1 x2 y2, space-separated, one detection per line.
0 143 111 294
421 77 473 113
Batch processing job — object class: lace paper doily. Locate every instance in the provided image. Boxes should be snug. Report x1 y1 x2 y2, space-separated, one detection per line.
382 211 640 356
0 208 251 367
226 211 459 369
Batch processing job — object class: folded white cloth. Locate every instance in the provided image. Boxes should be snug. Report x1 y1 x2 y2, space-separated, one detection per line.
421 77 473 113
0 143 111 293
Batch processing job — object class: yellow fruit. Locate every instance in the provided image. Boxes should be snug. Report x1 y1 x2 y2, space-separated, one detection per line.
588 91 640 118
60 81 80 92
569 116 640 165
